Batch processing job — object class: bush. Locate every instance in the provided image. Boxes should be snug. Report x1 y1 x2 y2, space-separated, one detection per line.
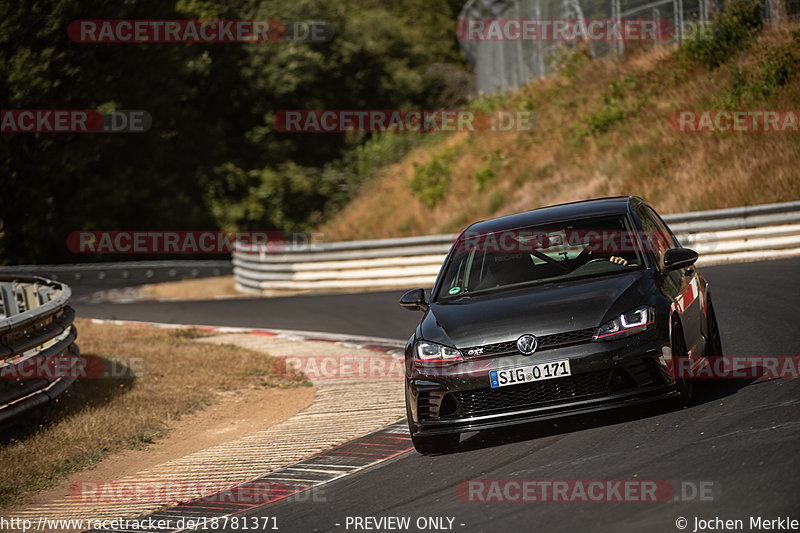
718 43 798 107
472 151 505 189
750 45 798 98
579 75 638 136
353 133 425 183
547 44 593 79
681 0 763 69
410 148 456 209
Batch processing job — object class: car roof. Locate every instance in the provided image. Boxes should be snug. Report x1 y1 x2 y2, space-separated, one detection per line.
464 196 644 233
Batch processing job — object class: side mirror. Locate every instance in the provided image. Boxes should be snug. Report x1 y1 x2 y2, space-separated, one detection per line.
663 248 698 272
399 288 428 312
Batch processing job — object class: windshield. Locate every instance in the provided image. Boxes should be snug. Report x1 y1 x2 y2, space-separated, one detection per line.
435 215 646 301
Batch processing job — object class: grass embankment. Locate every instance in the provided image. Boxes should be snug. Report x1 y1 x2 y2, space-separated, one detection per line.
0 321 310 506
322 7 800 240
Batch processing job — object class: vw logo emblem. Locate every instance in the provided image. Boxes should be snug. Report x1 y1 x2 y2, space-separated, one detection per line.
516 334 538 355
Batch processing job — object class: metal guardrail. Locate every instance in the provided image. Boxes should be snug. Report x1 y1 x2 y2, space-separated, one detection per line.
662 200 800 232
0 276 78 424
0 260 231 286
233 201 800 294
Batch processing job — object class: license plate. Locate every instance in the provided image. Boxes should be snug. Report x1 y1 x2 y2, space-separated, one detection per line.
489 360 571 388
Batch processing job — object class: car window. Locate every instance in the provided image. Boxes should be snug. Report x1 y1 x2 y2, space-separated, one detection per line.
637 206 672 268
646 206 682 248
436 215 646 301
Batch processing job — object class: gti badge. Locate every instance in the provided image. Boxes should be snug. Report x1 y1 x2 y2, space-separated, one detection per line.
516 334 538 355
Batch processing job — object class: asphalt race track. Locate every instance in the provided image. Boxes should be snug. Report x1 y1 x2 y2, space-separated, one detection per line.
77 258 800 532
78 284 421 341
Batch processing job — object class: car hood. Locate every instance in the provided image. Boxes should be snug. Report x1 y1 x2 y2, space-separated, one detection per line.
421 271 653 348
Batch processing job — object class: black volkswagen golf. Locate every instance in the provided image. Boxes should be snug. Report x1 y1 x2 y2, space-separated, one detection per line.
400 196 723 454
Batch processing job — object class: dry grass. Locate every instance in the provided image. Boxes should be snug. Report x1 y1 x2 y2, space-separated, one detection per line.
0 320 310 506
138 276 353 299
139 276 247 300
321 25 800 240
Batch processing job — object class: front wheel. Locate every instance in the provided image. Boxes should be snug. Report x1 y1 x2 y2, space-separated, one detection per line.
705 295 723 357
672 317 694 406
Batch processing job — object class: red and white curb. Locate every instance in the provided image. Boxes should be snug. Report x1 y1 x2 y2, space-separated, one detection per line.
87 422 413 532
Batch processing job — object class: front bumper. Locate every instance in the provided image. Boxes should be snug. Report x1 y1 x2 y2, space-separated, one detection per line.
406 330 677 436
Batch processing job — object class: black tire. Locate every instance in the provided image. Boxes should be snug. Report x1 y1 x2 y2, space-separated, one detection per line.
410 432 460 455
671 317 694 406
705 295 723 358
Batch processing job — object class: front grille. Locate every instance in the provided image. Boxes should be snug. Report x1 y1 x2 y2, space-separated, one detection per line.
539 328 596 348
464 340 517 357
453 369 613 415
462 327 595 358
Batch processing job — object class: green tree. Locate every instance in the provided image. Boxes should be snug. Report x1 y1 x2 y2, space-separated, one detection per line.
0 0 470 264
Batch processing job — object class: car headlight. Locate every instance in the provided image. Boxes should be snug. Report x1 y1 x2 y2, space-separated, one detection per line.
593 305 654 341
415 340 463 365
